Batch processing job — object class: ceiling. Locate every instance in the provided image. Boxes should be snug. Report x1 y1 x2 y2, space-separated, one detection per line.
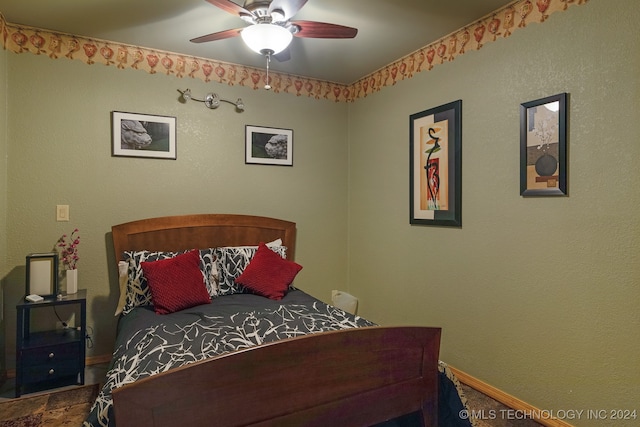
0 0 513 84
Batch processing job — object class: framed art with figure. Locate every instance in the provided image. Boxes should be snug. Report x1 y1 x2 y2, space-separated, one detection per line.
245 125 293 166
112 111 177 160
520 93 568 196
409 100 462 227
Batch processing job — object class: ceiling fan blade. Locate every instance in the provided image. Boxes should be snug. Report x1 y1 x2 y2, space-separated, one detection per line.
190 27 243 43
269 0 308 20
273 49 291 62
291 21 358 39
205 0 252 17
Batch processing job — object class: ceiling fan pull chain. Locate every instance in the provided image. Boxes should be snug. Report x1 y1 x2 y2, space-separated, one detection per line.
265 53 272 90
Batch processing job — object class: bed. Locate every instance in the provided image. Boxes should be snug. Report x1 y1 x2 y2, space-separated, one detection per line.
83 214 471 427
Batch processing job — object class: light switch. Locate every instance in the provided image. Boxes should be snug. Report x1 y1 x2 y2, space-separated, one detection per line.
56 205 69 221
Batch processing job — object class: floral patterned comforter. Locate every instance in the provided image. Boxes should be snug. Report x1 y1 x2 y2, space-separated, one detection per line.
83 289 472 427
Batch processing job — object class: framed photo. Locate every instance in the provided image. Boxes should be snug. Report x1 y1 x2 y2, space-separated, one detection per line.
410 100 462 227
245 125 293 166
25 253 59 298
520 93 568 196
112 111 177 159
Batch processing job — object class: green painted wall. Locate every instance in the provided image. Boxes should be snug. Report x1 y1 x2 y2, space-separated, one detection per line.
0 40 7 276
0 37 8 377
347 0 639 424
1 0 639 424
1 54 349 364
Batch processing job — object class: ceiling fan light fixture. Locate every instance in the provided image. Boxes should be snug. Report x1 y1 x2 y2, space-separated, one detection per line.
241 23 292 55
239 13 254 24
270 8 286 23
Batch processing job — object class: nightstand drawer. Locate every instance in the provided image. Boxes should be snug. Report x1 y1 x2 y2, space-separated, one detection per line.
22 360 81 383
20 344 81 384
21 342 80 365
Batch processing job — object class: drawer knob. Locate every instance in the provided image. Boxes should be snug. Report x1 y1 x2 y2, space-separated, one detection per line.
48 368 55 375
48 352 55 359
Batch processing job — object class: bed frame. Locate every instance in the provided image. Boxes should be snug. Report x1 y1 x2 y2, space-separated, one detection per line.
110 214 441 427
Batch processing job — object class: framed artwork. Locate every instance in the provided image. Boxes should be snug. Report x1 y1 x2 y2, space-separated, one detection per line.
410 100 462 227
25 253 59 298
245 125 293 166
112 111 177 159
520 93 568 196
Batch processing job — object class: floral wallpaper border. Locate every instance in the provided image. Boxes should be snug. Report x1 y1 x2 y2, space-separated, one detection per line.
0 0 587 102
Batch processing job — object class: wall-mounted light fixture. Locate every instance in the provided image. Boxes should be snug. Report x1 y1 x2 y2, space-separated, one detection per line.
177 89 245 112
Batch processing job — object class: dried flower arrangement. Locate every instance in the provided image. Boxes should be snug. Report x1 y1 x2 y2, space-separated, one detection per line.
57 228 80 270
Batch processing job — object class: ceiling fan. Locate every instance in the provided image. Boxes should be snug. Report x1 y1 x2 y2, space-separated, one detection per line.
190 0 358 62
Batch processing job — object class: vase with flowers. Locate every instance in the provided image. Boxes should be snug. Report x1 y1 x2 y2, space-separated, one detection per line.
58 228 80 294
532 110 559 177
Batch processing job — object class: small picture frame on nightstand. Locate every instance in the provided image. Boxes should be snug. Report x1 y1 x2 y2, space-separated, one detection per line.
25 253 59 299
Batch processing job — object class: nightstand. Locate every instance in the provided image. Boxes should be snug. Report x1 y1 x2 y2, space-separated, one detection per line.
15 290 86 397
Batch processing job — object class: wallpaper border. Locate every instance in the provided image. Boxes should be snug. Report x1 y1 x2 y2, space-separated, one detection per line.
0 0 587 102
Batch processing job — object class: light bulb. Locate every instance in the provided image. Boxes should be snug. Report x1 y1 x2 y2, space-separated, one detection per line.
241 24 292 55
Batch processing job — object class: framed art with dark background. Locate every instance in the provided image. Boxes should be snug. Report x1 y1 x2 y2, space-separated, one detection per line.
520 93 568 196
410 100 462 227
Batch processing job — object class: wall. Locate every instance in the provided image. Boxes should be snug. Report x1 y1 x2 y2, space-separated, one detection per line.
1 1 638 424
2 53 349 366
0 38 8 377
347 1 639 425
0 32 6 278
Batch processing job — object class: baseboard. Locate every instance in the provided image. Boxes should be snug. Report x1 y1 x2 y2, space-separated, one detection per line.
86 354 112 365
5 354 112 379
449 366 574 427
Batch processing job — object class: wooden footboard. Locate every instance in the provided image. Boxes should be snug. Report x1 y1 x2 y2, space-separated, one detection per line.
112 326 441 427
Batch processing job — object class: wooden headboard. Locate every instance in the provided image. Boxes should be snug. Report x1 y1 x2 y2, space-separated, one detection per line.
111 214 296 265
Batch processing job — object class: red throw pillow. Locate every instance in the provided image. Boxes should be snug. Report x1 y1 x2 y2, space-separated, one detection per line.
141 249 211 314
235 242 303 300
